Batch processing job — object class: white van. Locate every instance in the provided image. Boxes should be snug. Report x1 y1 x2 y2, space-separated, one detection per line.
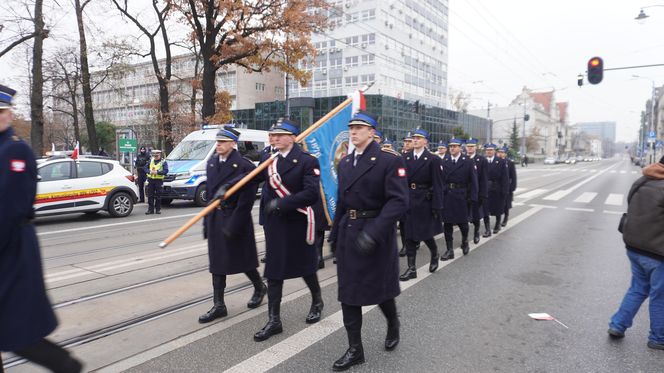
162 126 268 206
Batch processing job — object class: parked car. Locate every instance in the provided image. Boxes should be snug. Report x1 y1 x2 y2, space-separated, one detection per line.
565 158 576 165
35 156 139 218
544 157 556 165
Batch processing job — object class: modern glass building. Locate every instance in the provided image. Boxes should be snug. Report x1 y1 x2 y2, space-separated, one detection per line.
231 94 489 146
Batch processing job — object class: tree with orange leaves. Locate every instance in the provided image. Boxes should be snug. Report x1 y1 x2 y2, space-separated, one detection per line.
172 0 330 121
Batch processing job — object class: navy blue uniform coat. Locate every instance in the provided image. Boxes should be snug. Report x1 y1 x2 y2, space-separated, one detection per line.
204 149 259 275
486 157 509 215
0 128 57 350
505 158 517 210
468 154 489 221
441 155 479 224
255 145 321 280
403 149 444 241
330 141 409 306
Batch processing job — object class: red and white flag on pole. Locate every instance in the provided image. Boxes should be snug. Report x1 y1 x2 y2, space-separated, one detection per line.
351 89 366 115
71 141 80 160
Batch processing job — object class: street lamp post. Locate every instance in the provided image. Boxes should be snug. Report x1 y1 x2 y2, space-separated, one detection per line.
632 75 659 165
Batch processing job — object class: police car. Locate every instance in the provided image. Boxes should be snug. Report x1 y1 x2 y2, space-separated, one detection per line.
35 156 139 218
162 126 268 206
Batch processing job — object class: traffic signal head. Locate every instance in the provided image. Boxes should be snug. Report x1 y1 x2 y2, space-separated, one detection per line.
587 57 603 85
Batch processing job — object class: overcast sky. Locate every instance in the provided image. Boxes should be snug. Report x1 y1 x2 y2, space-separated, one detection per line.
448 0 663 142
3 0 661 142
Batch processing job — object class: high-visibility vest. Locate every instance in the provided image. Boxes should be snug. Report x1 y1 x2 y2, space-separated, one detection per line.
148 159 165 180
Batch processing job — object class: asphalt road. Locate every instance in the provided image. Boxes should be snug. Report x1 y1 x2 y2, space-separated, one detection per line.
4 157 661 372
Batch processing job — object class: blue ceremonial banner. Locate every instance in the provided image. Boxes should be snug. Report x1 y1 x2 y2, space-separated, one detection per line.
303 103 353 223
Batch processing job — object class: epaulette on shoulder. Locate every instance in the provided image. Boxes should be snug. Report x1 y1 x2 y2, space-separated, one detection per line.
381 148 400 157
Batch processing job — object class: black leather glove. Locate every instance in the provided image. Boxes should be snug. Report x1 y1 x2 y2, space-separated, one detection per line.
354 231 376 256
328 240 337 253
265 199 280 215
212 183 230 202
222 226 233 240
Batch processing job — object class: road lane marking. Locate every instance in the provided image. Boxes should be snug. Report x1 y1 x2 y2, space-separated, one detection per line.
632 171 638 174
605 193 624 206
541 161 621 201
590 170 597 173
99 206 545 373
619 170 626 174
565 207 594 212
610 170 617 173
37 213 199 236
516 189 548 199
603 210 623 215
573 192 597 203
528 204 557 209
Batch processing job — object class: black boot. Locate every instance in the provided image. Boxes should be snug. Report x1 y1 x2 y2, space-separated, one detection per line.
399 246 407 257
493 216 502 234
385 317 400 351
306 291 324 324
247 281 267 309
483 219 492 237
254 302 283 341
501 212 509 227
441 241 454 261
399 256 417 281
198 275 228 323
429 245 439 273
473 222 481 244
333 329 365 371
461 237 470 256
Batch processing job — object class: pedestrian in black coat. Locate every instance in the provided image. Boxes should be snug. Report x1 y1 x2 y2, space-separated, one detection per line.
0 85 82 372
134 146 150 203
484 144 509 234
236 119 324 342
400 128 444 281
498 147 517 227
440 138 478 260
198 127 266 324
328 110 409 371
466 139 489 243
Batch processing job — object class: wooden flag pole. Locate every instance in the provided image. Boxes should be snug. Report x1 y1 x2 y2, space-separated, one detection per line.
158 83 372 248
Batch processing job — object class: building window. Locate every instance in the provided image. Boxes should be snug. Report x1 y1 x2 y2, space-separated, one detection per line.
345 76 359 88
361 54 375 65
330 57 342 69
330 77 342 89
360 74 375 84
345 56 359 67
256 83 265 91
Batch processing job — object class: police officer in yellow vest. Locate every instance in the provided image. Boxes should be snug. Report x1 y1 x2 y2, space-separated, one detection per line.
144 149 168 214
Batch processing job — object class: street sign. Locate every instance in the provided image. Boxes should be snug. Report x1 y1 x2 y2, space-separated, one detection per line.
118 138 137 152
649 131 656 138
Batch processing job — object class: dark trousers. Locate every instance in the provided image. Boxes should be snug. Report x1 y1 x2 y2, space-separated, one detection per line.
341 298 397 332
444 222 469 242
405 238 437 257
136 171 147 202
267 273 321 305
5 338 81 373
146 178 163 212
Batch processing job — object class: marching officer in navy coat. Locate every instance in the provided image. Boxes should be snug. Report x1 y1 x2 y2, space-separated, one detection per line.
227 118 323 342
436 141 449 160
466 139 489 244
484 144 510 234
398 132 413 257
498 147 517 227
198 127 266 324
399 128 444 280
329 110 409 371
257 132 278 263
0 85 83 372
440 138 479 260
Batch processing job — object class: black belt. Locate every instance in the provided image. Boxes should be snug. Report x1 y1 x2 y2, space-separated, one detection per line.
347 209 380 219
447 183 467 189
409 183 431 190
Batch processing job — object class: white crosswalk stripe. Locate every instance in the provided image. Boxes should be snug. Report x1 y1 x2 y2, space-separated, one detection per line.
516 189 548 199
543 190 568 201
574 192 597 203
619 170 626 174
605 193 624 206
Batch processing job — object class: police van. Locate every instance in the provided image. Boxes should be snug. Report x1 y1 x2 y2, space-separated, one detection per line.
162 126 268 206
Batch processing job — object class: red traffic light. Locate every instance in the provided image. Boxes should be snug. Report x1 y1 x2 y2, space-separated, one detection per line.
587 56 603 85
